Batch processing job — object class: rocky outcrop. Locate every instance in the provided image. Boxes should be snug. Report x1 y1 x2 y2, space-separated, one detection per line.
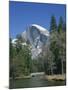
26 24 50 59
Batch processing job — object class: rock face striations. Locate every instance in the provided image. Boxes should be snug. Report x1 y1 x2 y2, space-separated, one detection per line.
26 24 50 59
12 24 50 59
26 24 49 48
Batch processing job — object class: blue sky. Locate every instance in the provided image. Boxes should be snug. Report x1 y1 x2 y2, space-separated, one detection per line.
9 1 66 38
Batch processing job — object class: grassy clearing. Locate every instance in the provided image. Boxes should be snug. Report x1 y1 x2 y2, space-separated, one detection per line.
44 74 66 81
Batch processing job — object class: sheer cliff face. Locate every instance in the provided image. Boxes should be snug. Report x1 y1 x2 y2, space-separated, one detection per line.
27 24 49 48
26 24 50 59
13 24 49 59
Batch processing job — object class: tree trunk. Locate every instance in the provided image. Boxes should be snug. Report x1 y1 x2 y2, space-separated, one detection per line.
61 59 64 74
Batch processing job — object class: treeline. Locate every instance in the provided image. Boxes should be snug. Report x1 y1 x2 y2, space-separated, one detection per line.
9 35 32 78
38 16 66 75
30 16 66 75
9 15 66 79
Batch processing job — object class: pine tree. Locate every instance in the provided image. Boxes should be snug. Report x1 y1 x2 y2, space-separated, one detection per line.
58 16 64 33
57 17 66 74
50 15 57 32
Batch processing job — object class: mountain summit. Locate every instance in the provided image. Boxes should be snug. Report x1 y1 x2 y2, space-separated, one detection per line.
24 24 49 59
13 24 50 59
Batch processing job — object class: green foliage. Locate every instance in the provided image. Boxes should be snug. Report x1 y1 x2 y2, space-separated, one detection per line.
9 38 17 78
13 46 31 76
32 57 44 72
41 15 66 75
50 16 66 74
50 15 57 32
58 16 64 33
10 36 32 78
10 15 66 78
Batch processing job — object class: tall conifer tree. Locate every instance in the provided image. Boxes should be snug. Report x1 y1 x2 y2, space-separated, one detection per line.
58 16 64 33
50 15 57 32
